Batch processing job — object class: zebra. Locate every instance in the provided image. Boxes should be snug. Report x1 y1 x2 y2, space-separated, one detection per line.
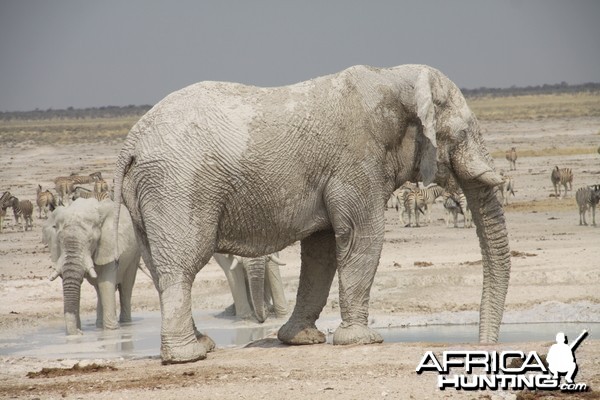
390 182 418 226
387 181 416 210
54 172 102 205
36 185 56 219
0 191 11 233
575 184 600 226
442 191 472 228
54 177 75 206
404 188 427 227
551 166 573 198
497 173 515 206
72 186 111 201
416 184 445 224
5 195 34 231
94 178 109 194
505 147 517 171
67 171 103 184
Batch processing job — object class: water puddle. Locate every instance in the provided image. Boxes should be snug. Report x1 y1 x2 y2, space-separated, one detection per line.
372 322 597 344
0 311 283 360
0 311 596 360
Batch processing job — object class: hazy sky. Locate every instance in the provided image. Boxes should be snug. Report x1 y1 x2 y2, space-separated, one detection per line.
1 0 598 111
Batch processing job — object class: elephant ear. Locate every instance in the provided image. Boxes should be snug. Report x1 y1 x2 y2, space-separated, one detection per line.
94 201 136 266
414 69 438 185
42 208 61 262
93 201 117 265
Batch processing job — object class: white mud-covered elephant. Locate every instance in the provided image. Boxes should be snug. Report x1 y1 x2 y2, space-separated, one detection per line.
214 253 287 322
113 64 511 364
43 198 140 335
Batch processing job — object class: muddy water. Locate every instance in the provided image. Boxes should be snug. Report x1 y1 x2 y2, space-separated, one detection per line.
0 311 596 360
0 311 284 359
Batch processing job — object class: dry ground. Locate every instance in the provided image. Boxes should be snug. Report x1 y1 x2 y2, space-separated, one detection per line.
0 114 599 399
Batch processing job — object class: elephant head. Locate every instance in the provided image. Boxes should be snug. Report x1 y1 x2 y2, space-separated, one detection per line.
406 66 510 342
43 198 121 335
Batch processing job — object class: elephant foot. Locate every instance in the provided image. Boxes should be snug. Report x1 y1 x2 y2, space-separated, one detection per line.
97 320 119 330
277 321 325 345
160 335 208 365
194 329 216 353
332 323 383 345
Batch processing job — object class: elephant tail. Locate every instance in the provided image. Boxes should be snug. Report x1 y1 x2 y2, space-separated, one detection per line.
113 130 139 266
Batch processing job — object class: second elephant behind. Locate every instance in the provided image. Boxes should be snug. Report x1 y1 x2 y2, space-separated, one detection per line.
213 253 287 323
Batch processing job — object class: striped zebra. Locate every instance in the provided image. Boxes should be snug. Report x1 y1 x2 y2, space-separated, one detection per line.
54 172 102 205
442 191 472 228
5 195 34 231
497 173 515 206
54 177 75 206
94 178 109 194
393 187 411 226
389 182 417 225
505 147 517 171
72 186 111 202
404 188 427 227
575 184 600 226
387 181 417 210
36 185 56 219
0 191 11 233
551 166 573 198
416 184 445 224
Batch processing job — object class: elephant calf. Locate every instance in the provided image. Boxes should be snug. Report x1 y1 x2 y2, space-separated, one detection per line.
43 198 141 335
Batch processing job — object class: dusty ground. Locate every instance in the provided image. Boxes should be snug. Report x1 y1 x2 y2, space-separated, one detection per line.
0 116 599 399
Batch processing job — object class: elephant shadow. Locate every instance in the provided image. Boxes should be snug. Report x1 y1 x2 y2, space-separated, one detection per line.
243 337 290 349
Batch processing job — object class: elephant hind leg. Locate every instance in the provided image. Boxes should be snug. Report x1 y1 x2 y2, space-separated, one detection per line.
278 230 337 345
139 206 218 364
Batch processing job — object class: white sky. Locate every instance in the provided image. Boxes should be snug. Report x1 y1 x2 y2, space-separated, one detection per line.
0 0 598 111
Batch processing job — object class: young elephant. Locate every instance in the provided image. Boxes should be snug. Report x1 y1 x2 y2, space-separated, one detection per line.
43 198 140 335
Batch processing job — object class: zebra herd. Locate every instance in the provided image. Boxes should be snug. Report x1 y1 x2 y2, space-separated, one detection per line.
387 183 472 228
504 146 600 227
549 165 599 226
0 171 110 233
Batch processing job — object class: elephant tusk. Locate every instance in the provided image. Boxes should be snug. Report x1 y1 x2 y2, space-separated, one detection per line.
268 254 286 266
87 266 98 279
230 256 242 271
48 269 61 281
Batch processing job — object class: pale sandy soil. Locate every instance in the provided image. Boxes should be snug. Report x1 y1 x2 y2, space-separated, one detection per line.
0 117 599 399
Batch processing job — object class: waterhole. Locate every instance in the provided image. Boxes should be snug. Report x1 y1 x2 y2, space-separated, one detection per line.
0 311 596 360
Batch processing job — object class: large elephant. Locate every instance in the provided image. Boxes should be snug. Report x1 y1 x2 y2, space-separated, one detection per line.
213 253 287 322
114 64 511 364
43 198 141 335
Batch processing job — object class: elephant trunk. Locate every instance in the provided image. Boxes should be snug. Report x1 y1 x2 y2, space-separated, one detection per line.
62 264 84 335
463 184 511 343
244 257 267 323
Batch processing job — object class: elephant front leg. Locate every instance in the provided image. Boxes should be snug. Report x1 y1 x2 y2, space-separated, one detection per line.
266 260 288 317
327 184 384 345
97 276 119 330
159 280 208 364
278 231 337 345
332 228 384 346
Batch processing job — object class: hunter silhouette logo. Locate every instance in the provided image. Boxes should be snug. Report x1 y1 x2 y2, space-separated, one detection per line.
416 329 589 392
547 330 588 384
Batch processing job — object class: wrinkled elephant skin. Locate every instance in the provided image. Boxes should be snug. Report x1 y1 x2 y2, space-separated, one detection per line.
114 64 511 364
